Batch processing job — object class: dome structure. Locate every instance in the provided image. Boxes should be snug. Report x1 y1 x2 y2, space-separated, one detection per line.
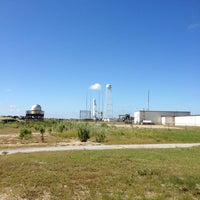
26 104 44 120
31 104 42 111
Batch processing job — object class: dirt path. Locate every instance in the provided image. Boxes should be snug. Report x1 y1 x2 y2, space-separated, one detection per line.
1 143 200 155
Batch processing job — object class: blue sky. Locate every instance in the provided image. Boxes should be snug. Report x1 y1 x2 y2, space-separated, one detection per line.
0 0 200 118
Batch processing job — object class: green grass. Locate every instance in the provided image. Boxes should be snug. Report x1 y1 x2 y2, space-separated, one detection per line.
104 126 200 144
1 147 200 199
1 121 200 147
1 121 200 199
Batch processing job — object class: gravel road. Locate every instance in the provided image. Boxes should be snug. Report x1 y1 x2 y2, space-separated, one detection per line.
1 143 200 155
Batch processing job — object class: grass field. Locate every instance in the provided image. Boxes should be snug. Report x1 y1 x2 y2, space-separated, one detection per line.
1 147 200 199
1 121 200 149
104 126 200 144
1 120 200 199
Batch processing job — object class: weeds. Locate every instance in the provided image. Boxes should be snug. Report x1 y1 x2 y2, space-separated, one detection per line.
77 123 90 142
95 132 106 143
90 125 107 143
136 168 161 176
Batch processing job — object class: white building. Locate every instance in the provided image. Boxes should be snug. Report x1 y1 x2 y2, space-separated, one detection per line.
161 116 175 126
134 110 190 125
175 115 200 126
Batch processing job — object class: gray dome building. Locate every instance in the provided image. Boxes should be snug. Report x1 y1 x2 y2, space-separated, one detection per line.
26 104 44 120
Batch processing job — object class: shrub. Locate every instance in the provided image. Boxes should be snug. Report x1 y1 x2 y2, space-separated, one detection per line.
58 125 65 133
19 128 32 139
101 123 108 128
48 128 52 134
54 123 65 133
89 125 107 143
77 123 90 142
95 132 106 143
34 126 39 131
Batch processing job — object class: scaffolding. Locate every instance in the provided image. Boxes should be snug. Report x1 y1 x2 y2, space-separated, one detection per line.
79 110 91 120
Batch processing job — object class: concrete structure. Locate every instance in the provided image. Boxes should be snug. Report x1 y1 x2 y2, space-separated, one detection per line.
134 110 190 125
175 115 200 126
26 104 44 120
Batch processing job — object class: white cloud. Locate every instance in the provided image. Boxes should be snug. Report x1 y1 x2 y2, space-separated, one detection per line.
89 83 102 90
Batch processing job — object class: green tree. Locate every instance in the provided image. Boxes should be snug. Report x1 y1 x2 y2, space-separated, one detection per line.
39 127 45 142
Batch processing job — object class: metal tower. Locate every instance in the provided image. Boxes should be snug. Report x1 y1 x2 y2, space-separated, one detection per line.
105 84 113 119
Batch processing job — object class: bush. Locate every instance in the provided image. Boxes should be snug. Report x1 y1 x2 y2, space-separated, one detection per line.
19 128 32 139
77 123 90 142
95 132 106 143
90 126 107 143
56 124 65 133
48 128 52 134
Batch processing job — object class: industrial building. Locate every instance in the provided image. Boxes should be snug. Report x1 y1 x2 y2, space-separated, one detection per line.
26 104 44 120
134 110 190 125
79 110 91 120
175 115 200 126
